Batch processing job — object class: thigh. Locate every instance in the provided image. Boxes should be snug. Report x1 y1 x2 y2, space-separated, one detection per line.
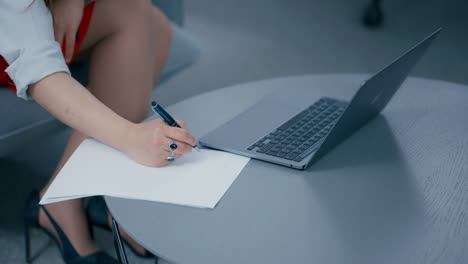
73 0 154 61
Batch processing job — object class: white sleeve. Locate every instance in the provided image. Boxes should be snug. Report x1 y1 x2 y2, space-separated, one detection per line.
0 0 70 100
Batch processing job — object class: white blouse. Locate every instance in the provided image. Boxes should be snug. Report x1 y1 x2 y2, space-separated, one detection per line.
0 0 70 100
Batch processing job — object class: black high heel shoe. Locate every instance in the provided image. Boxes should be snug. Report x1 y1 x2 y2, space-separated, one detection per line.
86 196 158 261
24 190 118 264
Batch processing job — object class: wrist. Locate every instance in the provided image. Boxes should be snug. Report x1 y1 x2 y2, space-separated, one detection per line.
116 121 138 154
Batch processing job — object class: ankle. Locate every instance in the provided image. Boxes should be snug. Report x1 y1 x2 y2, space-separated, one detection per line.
37 203 99 257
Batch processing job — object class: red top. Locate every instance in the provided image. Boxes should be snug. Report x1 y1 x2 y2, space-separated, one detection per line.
0 2 96 94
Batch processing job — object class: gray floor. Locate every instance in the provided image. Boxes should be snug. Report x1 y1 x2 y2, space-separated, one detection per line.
1 0 467 263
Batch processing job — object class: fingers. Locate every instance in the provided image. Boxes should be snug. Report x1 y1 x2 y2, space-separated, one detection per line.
54 25 65 49
147 118 195 165
159 137 192 155
164 126 196 147
157 141 183 166
159 151 182 160
176 120 187 129
147 141 182 167
53 24 76 63
64 30 77 63
152 118 195 147
149 118 165 125
127 118 195 167
155 153 181 167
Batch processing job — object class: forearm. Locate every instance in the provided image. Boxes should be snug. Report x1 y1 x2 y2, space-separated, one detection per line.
29 72 134 151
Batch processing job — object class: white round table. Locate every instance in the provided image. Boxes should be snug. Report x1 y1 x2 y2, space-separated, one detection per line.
107 74 468 264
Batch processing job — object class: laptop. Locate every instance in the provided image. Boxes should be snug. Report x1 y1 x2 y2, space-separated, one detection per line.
200 29 441 169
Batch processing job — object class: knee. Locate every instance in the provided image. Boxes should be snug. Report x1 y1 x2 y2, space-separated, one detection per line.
112 0 171 44
150 6 172 53
105 0 155 29
113 0 153 14
98 0 171 69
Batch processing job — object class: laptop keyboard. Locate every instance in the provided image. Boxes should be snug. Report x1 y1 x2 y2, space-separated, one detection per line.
247 97 347 162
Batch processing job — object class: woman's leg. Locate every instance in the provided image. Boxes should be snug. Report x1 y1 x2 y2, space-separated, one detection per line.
38 0 171 256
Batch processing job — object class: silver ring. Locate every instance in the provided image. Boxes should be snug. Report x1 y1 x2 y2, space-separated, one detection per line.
166 156 175 162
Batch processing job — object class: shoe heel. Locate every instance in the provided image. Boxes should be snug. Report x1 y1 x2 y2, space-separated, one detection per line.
24 190 119 263
24 222 32 263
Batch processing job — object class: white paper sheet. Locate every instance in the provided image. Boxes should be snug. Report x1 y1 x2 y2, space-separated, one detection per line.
40 139 250 208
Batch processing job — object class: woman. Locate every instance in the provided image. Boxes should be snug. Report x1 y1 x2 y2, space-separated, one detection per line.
1 0 195 263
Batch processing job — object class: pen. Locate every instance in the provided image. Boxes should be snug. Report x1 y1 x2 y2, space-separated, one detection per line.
151 101 201 151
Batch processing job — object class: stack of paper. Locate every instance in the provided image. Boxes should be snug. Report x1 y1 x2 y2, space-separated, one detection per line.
41 139 250 209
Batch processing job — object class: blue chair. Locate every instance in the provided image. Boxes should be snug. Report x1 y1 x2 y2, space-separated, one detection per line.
0 0 199 157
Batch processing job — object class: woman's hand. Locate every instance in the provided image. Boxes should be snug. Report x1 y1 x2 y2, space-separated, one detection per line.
123 119 197 167
49 0 85 63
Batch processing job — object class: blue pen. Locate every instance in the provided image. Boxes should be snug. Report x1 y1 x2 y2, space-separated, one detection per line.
151 101 201 151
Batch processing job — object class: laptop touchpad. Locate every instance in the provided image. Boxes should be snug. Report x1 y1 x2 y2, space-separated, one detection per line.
200 87 319 151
